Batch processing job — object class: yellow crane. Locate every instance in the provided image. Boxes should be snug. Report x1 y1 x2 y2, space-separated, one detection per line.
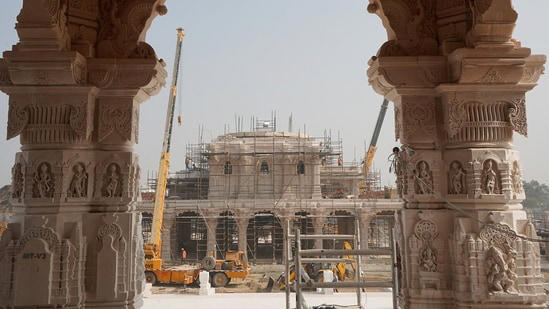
143 28 250 287
362 98 389 176
144 27 185 272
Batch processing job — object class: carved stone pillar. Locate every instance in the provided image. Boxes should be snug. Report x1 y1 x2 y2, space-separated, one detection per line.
0 1 167 308
161 211 176 264
357 210 376 249
368 1 546 308
236 215 250 255
205 217 217 258
311 211 325 249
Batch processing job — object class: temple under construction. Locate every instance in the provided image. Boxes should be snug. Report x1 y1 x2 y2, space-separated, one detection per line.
138 117 400 264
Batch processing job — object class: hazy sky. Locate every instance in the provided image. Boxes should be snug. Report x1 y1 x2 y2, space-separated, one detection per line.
0 1 548 188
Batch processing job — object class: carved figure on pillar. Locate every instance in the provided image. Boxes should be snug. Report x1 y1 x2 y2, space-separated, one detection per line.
33 162 54 198
103 163 122 198
414 161 433 194
68 162 88 198
11 163 24 199
511 161 523 196
481 160 500 195
449 161 466 194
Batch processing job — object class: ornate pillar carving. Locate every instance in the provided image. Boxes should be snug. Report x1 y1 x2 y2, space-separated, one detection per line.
367 1 546 308
0 1 167 308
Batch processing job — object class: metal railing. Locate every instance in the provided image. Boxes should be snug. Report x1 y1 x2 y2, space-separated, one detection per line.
284 218 398 309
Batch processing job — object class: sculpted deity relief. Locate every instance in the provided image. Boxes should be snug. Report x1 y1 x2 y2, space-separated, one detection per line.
102 163 122 198
480 222 519 294
448 161 466 194
510 161 523 196
32 162 54 198
481 159 501 195
11 163 24 199
414 161 433 194
67 162 88 198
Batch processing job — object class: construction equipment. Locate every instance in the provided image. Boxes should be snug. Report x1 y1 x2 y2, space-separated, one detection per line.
362 98 389 176
144 27 185 273
143 28 249 287
275 241 356 290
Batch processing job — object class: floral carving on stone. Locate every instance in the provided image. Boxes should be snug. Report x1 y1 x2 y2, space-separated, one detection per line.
414 161 433 194
481 159 501 195
32 162 55 198
447 98 467 138
98 102 133 142
102 163 122 198
414 212 438 272
11 163 24 200
7 100 29 140
507 98 527 137
67 162 88 198
448 161 466 194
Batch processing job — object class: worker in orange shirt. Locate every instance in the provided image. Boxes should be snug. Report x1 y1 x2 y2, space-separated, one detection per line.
181 247 187 262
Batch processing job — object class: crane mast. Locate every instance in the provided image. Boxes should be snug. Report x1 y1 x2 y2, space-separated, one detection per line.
362 98 389 177
145 28 185 270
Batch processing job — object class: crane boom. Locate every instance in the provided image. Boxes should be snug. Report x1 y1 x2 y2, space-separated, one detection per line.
363 98 389 177
146 28 185 270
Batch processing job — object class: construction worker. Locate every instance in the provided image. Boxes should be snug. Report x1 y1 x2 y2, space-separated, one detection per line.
185 157 191 169
181 247 187 262
338 155 343 166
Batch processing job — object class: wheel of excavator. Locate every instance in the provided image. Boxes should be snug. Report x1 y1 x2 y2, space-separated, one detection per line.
211 272 229 287
145 271 157 285
201 256 216 271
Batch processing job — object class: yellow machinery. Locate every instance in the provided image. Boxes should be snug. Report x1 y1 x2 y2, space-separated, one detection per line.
359 98 389 195
144 27 185 273
143 28 249 287
362 98 389 176
276 241 356 289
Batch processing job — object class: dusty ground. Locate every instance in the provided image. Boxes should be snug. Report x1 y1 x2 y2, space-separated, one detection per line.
151 260 394 295
144 292 394 309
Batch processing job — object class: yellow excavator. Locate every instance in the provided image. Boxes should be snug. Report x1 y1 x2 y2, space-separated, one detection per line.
276 241 356 290
143 28 249 287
